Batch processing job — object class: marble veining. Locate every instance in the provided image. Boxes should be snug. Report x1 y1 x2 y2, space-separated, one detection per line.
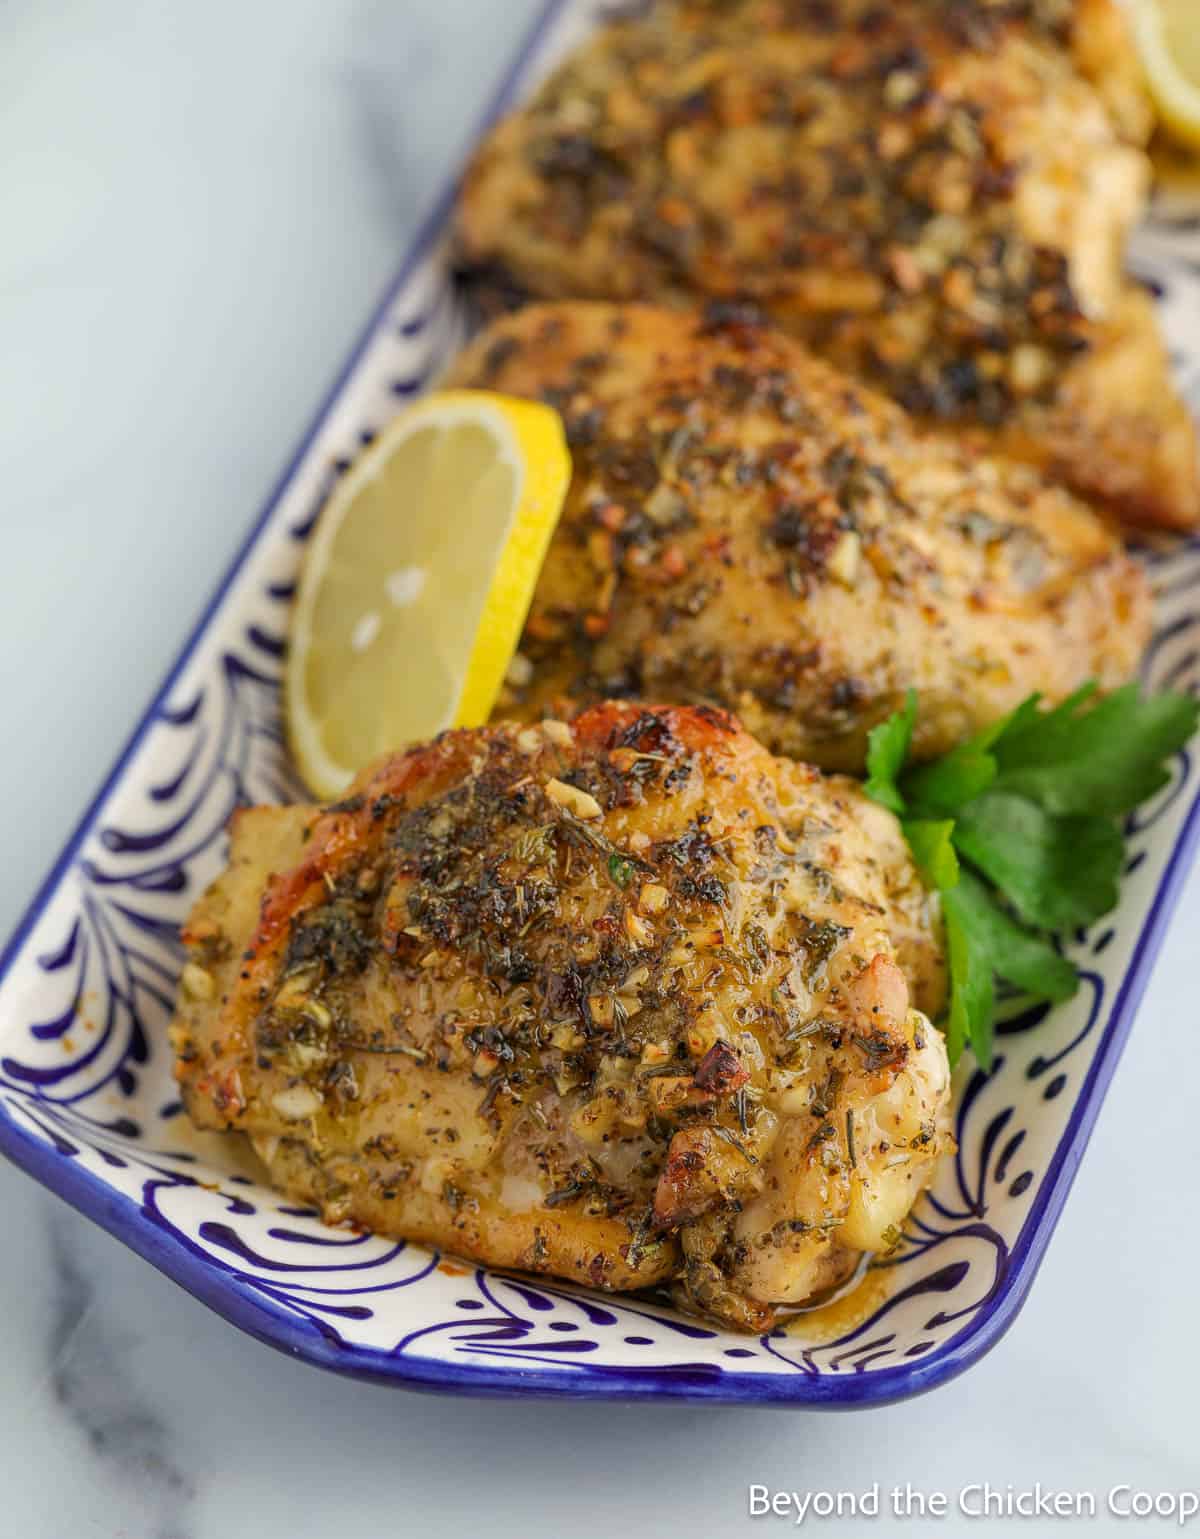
47 1212 195 1539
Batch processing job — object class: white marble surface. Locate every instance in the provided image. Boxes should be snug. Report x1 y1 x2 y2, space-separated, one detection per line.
1 4 1197 1536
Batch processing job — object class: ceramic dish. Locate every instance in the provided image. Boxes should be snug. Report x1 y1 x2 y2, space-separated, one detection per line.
2 0 1199 1407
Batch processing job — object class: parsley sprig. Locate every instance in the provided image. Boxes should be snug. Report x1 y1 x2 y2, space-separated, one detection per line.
864 684 1199 1070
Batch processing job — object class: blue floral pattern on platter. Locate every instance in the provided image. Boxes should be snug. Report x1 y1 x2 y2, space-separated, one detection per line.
1 0 1199 1406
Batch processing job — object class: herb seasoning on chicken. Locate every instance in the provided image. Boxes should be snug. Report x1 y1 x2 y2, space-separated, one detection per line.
458 0 1198 528
172 704 952 1331
450 301 1150 771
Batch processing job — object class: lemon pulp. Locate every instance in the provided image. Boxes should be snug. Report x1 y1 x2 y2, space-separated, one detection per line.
1135 0 1200 152
287 391 571 799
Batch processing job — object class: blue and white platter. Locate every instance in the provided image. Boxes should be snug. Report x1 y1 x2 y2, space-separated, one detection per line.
1 0 1199 1407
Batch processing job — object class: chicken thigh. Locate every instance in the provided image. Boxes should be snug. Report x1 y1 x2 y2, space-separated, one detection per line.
450 301 1150 771
459 0 1198 528
172 704 951 1331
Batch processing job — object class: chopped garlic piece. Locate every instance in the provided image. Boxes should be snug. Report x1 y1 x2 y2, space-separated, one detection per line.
545 777 603 819
271 1085 322 1121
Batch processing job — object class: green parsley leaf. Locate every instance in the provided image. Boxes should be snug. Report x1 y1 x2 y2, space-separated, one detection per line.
989 684 1200 817
952 791 1123 931
901 819 959 889
864 690 917 814
860 681 1197 1069
942 875 1077 1069
947 871 1078 1006
901 740 997 819
941 893 994 1070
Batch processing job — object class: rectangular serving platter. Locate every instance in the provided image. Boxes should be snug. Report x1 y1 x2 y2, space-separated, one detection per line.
2 0 1200 1407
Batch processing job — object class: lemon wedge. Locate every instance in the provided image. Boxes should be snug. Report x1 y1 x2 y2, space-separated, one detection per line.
287 390 571 799
1134 0 1200 152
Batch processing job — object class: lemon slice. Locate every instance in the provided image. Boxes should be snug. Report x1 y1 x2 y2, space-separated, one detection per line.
1134 0 1200 152
287 389 571 799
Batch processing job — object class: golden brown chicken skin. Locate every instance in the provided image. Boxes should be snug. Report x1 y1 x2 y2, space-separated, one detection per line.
659 0 1154 147
171 703 951 1331
449 302 1150 771
459 0 1198 528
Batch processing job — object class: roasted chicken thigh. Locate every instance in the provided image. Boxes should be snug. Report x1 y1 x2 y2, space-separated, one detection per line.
172 704 951 1331
450 301 1150 770
459 0 1198 528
